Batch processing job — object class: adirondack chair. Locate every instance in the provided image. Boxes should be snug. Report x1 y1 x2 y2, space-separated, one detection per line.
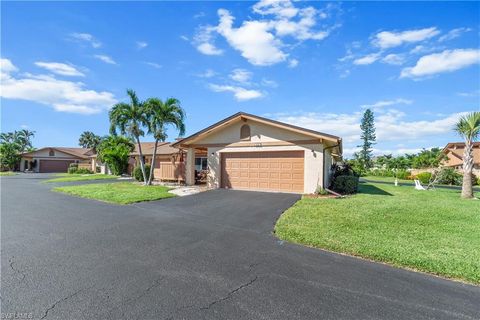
414 179 426 190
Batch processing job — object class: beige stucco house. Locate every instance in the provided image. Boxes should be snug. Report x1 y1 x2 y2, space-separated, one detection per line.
20 147 94 173
442 142 480 176
172 112 342 194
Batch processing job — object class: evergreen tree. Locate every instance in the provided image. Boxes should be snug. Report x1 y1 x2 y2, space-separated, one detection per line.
357 109 376 169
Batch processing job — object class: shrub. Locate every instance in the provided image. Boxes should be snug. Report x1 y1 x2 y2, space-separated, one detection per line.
315 186 329 195
68 167 78 174
477 176 480 186
436 168 462 186
416 172 432 184
406 175 415 180
69 163 78 168
133 165 151 182
331 175 359 194
76 168 93 174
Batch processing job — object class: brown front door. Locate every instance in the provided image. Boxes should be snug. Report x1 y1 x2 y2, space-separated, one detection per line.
39 160 75 173
221 151 304 193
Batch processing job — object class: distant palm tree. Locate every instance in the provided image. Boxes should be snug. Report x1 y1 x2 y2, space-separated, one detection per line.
144 98 185 185
79 131 102 150
454 112 480 199
109 89 149 183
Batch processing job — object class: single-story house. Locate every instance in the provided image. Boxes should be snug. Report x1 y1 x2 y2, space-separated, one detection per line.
442 142 480 175
172 112 342 194
20 147 94 173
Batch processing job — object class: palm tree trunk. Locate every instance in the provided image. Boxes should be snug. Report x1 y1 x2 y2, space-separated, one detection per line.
461 140 474 199
135 136 148 185
147 140 158 185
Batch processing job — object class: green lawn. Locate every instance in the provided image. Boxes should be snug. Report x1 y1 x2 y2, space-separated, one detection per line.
53 182 175 204
362 175 413 183
275 182 480 284
0 171 17 176
45 174 119 183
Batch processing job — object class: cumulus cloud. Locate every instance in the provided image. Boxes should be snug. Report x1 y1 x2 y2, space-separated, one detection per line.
34 61 85 77
1 58 116 115
136 41 148 49
208 84 263 101
400 48 480 78
353 53 381 65
438 27 472 42
69 32 102 48
229 68 252 83
382 53 406 65
288 58 299 68
372 27 440 49
361 98 412 110
193 0 337 66
143 62 162 69
94 54 117 65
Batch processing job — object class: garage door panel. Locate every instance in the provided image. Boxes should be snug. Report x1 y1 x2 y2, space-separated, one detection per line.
221 151 304 193
39 160 75 173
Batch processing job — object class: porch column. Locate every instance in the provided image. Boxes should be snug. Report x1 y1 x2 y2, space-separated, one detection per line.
185 147 195 185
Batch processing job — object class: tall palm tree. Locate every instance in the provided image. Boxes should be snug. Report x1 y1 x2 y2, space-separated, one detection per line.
109 89 149 183
79 131 101 150
144 97 185 185
454 112 480 199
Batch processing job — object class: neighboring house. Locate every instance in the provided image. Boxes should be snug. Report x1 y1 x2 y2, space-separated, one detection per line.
442 142 480 175
20 147 94 173
172 112 342 194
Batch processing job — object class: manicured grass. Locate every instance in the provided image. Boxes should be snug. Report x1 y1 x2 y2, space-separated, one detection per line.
53 182 175 204
275 182 480 284
0 171 17 176
45 174 119 183
362 175 413 183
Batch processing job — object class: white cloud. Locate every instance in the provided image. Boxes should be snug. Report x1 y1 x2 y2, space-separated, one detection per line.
20 124 29 129
180 35 189 41
457 90 480 97
1 58 18 74
136 41 148 49
69 32 102 48
261 78 278 88
382 53 406 65
1 58 116 115
438 27 472 42
196 69 216 78
193 1 336 66
209 83 263 101
229 68 252 83
353 53 381 65
34 61 85 77
144 62 162 69
194 25 224 56
361 98 412 110
288 58 299 68
400 48 480 78
94 54 117 65
372 27 440 49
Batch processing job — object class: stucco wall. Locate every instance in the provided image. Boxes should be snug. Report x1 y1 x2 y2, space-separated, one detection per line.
20 149 83 172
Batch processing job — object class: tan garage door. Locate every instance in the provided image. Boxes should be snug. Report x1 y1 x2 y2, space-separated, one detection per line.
221 151 304 193
39 160 75 173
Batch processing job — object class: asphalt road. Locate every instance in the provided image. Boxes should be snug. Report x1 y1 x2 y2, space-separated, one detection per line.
2 174 479 320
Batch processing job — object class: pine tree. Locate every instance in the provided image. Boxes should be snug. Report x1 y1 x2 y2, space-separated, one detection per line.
358 109 376 170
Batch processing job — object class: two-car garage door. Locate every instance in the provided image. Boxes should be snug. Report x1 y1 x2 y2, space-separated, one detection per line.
221 151 304 193
39 160 75 173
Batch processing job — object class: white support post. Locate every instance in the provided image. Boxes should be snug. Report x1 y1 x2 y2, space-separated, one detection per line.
185 148 195 185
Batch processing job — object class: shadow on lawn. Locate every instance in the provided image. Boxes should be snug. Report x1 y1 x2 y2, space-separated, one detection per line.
358 183 393 196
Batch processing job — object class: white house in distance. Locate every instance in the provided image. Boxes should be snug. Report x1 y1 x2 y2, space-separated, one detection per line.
172 112 342 194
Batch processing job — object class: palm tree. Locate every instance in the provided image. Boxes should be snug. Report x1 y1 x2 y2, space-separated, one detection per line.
109 89 149 183
454 112 480 199
79 131 102 150
144 98 185 185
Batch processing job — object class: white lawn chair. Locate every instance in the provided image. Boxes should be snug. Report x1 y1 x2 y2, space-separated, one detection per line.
414 179 426 190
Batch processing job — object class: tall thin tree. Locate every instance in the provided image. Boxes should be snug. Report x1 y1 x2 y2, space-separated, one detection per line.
454 112 480 199
357 109 376 170
144 98 185 185
109 89 149 183
79 131 102 150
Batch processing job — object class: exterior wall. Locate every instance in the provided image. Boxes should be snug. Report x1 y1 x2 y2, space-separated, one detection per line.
20 149 84 172
207 143 324 194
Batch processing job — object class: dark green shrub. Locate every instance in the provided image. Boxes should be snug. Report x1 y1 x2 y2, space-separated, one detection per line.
133 165 151 182
416 172 432 184
396 170 409 180
68 167 78 174
331 175 359 194
76 168 93 174
477 176 480 186
69 163 78 169
437 168 462 186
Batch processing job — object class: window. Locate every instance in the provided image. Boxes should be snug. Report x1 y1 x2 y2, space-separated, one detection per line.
240 124 251 140
49 149 55 156
195 157 208 171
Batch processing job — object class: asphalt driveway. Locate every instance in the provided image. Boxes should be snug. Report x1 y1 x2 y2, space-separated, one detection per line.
2 174 479 320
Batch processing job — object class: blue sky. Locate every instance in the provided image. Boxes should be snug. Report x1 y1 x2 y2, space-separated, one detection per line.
1 1 479 157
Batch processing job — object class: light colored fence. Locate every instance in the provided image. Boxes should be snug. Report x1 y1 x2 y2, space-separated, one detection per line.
153 162 185 182
78 161 92 170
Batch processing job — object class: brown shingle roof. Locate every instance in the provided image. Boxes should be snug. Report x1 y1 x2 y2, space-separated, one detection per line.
21 147 93 159
130 142 181 156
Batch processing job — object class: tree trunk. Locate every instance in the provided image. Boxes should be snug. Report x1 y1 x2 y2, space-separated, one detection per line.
147 139 158 185
135 136 148 185
461 140 474 199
